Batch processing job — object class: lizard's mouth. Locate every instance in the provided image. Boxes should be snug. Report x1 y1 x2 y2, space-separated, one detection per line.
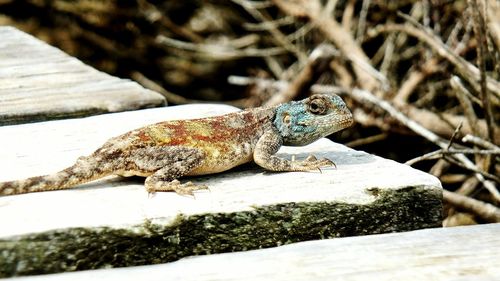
332 110 354 125
302 112 354 129
339 113 354 127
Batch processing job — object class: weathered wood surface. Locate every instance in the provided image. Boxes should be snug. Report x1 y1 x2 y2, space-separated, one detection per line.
10 223 499 281
0 104 442 277
0 26 165 125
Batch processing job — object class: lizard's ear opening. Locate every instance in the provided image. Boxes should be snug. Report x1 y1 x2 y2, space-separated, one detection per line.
282 112 291 124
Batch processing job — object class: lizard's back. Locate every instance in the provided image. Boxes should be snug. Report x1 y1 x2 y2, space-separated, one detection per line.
112 107 276 175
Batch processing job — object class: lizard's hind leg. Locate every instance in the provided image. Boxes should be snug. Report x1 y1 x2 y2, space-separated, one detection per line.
145 171 208 196
125 146 206 195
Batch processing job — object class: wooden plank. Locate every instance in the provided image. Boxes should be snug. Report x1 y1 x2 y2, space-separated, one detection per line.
10 224 499 281
0 104 442 277
0 26 165 125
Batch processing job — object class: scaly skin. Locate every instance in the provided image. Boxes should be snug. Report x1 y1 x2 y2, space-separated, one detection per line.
0 94 353 196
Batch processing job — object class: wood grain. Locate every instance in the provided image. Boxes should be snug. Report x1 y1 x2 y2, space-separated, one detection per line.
0 26 165 125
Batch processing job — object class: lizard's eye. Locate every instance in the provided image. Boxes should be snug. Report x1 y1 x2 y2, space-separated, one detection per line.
307 98 327 115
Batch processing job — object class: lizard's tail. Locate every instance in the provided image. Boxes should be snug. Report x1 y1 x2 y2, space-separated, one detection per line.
0 159 111 196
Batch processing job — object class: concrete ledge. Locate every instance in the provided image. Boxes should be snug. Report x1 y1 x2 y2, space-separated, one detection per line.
0 26 165 125
0 104 442 277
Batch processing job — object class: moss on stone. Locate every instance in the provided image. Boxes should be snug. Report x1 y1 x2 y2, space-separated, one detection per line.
0 185 442 277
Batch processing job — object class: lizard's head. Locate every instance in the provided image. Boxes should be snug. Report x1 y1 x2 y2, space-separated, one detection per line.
273 94 353 146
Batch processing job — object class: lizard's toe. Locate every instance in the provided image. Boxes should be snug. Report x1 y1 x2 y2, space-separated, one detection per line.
319 158 336 168
295 157 336 171
304 155 335 168
305 155 318 162
145 177 208 197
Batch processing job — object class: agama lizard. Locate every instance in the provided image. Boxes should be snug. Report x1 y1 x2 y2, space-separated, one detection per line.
0 94 353 196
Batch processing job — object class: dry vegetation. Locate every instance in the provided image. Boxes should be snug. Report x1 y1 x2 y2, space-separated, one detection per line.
0 0 498 224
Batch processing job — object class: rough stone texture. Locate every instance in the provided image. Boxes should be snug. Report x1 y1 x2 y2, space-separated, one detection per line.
7 224 499 281
0 26 165 125
0 104 442 277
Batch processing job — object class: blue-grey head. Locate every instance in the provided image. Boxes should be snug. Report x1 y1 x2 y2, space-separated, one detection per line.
273 94 354 146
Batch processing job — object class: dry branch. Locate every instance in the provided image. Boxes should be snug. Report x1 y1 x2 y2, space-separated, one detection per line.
272 0 386 92
469 0 496 144
156 35 286 60
443 190 500 223
368 21 500 100
264 44 337 106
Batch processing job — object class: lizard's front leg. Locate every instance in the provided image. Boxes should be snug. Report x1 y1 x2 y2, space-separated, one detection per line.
253 129 334 172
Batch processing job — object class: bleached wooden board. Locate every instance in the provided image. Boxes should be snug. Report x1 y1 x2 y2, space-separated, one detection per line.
0 104 442 277
10 224 499 281
0 26 165 125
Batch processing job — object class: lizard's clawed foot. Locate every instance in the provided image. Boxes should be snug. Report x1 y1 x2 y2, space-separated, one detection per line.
146 179 208 196
294 154 336 171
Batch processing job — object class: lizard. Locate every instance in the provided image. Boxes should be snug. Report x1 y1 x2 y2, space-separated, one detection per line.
0 93 353 197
